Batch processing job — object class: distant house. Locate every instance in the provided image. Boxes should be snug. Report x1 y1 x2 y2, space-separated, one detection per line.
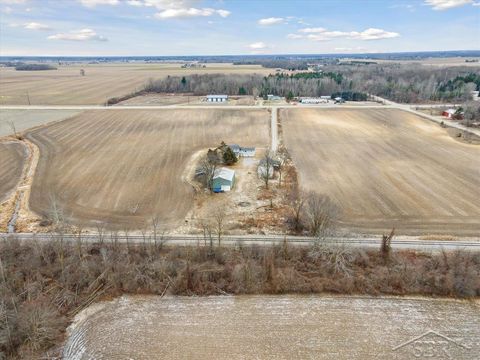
267 94 283 101
442 109 455 119
228 144 256 157
300 97 328 104
212 167 235 192
207 94 228 102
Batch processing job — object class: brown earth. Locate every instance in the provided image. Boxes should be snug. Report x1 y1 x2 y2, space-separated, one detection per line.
26 109 269 229
0 63 272 105
0 141 25 202
281 108 480 236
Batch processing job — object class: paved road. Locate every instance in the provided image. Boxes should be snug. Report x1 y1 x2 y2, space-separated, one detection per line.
370 95 480 137
3 233 479 252
271 106 278 152
0 104 387 110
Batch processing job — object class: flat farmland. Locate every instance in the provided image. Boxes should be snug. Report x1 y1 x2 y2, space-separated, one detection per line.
27 109 269 228
0 142 25 202
281 108 480 235
0 109 82 137
0 63 271 105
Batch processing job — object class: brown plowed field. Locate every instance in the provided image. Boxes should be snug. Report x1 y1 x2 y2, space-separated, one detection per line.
27 109 269 229
0 142 25 202
281 108 480 236
0 64 271 105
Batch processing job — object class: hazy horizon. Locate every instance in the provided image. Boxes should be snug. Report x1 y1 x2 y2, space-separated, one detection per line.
1 0 479 57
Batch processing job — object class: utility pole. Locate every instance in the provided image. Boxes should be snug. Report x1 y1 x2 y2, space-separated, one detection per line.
26 90 31 105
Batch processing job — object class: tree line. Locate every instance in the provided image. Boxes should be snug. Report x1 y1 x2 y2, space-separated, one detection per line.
143 72 350 99
106 64 480 105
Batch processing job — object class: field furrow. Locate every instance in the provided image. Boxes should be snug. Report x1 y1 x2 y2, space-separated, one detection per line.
281 108 480 236
27 109 269 229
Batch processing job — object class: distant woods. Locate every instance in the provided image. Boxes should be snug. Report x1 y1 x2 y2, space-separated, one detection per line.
144 72 349 99
141 64 480 103
14 64 57 71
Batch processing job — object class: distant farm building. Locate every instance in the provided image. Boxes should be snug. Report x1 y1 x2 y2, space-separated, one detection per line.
212 167 235 192
300 97 328 104
207 94 228 102
228 144 256 157
442 109 463 120
267 94 283 101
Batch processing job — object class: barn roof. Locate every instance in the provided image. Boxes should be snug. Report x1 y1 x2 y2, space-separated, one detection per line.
207 94 228 99
213 167 235 182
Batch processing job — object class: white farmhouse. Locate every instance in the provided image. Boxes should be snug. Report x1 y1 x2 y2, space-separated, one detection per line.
229 144 256 157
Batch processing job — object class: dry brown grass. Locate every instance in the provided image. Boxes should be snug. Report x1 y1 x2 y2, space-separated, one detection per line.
281 108 480 236
0 63 272 105
26 109 270 229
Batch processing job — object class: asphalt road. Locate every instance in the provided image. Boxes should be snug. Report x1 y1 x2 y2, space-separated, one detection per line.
3 233 479 252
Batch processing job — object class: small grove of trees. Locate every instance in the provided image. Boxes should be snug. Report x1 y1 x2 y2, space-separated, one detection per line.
15 64 57 71
287 189 340 237
143 72 348 99
331 91 367 101
461 101 480 126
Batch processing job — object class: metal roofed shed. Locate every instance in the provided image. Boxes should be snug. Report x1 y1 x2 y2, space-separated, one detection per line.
212 167 235 192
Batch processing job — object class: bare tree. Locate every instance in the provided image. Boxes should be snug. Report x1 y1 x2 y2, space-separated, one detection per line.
200 218 214 247
259 150 274 189
48 193 68 233
200 156 218 192
288 188 306 233
8 120 21 140
277 160 283 187
380 228 395 262
212 206 226 246
304 192 339 238
95 223 106 244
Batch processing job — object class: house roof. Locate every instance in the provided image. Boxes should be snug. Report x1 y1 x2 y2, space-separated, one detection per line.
207 94 228 99
213 167 235 182
228 144 255 152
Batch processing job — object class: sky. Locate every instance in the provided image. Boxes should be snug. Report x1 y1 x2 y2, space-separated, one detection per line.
0 0 479 56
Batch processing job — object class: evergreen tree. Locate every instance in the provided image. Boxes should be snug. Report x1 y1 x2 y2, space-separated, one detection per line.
223 147 238 165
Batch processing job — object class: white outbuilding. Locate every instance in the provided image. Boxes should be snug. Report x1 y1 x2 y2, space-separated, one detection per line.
207 95 228 102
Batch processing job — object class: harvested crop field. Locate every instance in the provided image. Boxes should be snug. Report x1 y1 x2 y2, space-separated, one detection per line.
0 63 271 105
281 108 480 236
0 109 82 137
0 142 25 202
64 295 480 360
27 109 269 228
